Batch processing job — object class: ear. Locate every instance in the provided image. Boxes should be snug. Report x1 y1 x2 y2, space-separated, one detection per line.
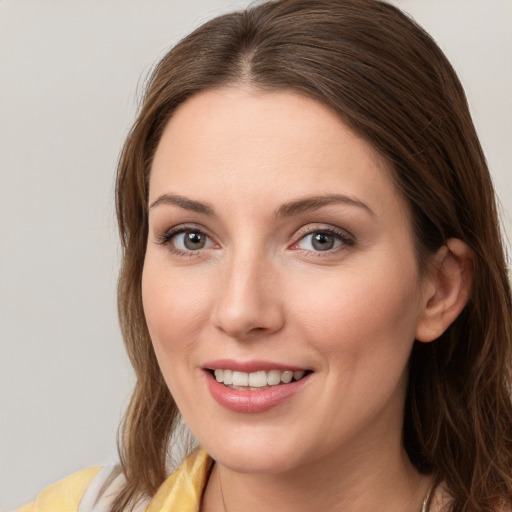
415 238 475 343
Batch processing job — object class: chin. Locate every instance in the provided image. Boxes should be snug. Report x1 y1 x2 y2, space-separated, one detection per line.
212 449 302 475
196 427 315 475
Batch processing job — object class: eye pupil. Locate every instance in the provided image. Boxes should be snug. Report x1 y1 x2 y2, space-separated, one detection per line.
184 231 206 250
312 232 335 251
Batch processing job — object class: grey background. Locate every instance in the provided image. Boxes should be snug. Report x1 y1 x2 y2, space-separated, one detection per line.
1 0 510 509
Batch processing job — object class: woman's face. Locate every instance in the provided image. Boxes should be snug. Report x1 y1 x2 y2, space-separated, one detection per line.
143 88 432 475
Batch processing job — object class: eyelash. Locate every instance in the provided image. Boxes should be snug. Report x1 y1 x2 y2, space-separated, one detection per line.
155 224 355 257
155 225 214 257
290 226 355 255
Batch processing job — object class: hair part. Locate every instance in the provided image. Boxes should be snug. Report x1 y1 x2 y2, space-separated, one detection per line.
113 1 512 510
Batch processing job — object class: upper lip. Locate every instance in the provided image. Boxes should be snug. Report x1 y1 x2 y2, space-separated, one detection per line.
203 359 310 373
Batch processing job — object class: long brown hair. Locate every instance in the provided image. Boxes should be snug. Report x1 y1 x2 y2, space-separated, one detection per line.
113 1 512 510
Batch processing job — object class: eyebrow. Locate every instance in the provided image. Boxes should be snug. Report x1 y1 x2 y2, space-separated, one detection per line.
148 192 374 218
149 194 215 215
275 194 375 218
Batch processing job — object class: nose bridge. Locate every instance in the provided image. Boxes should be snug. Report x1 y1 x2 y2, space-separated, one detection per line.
213 241 284 339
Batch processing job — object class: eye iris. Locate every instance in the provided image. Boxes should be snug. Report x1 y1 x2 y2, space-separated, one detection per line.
312 232 335 251
184 231 206 250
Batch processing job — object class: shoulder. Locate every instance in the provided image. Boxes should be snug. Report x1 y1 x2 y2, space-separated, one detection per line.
15 464 123 512
15 449 213 512
146 447 213 512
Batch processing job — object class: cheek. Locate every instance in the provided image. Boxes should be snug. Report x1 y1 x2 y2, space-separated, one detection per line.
291 261 422 364
141 256 212 361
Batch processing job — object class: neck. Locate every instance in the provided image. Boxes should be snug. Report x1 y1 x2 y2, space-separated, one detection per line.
202 437 431 512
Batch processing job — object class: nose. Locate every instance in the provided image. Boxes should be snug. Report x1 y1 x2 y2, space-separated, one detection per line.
212 251 285 340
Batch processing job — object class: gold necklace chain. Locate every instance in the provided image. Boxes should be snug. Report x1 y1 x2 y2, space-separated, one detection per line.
421 481 434 512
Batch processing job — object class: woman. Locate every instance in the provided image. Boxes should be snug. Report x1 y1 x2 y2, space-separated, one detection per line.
18 0 512 511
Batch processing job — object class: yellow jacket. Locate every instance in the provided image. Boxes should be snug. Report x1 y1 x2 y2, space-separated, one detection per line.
17 448 212 512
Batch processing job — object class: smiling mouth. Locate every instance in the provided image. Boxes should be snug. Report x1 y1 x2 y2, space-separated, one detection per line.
209 369 311 390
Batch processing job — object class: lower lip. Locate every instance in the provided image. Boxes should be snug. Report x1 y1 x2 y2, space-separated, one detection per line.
205 371 311 413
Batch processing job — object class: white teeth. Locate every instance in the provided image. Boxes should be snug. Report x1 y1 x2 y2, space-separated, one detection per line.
267 369 281 386
213 368 307 388
249 371 267 387
223 369 233 385
232 371 249 386
293 370 305 381
281 370 293 384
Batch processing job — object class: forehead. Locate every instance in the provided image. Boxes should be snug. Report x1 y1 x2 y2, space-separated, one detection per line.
149 87 406 221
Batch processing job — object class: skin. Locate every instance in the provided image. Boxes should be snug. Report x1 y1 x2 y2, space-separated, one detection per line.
142 87 470 511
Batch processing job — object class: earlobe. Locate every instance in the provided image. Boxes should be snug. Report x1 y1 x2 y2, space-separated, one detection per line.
415 238 475 343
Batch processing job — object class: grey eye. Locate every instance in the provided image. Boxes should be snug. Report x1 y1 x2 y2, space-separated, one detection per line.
172 230 213 251
297 231 343 252
183 231 206 250
311 233 335 251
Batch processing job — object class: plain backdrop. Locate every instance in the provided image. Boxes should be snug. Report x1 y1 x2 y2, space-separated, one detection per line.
1 0 511 509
